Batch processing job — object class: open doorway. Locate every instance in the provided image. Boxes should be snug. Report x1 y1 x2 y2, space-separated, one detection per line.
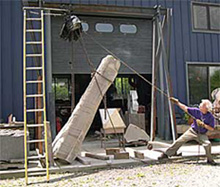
52 74 72 134
52 73 152 135
75 74 152 134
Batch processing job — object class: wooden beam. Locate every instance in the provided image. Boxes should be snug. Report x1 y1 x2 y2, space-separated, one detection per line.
105 148 120 155
134 151 145 159
85 153 109 160
114 152 129 160
46 122 54 166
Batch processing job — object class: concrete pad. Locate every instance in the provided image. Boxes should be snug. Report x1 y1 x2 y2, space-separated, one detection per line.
1 137 220 180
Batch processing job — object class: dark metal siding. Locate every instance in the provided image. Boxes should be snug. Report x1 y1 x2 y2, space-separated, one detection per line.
0 0 219 122
0 1 23 122
51 16 152 74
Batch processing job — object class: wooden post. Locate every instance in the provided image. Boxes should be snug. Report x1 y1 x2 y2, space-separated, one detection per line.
150 19 157 141
71 41 75 111
46 122 54 166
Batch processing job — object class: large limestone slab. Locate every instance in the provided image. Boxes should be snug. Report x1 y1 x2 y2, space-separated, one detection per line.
124 124 150 143
52 55 120 163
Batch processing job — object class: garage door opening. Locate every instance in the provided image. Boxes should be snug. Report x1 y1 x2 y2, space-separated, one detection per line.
52 73 152 135
51 12 155 137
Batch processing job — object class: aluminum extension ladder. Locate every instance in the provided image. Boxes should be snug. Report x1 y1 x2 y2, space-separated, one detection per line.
23 8 49 184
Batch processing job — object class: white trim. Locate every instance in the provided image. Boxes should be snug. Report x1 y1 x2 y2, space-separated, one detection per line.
192 1 220 7
186 62 220 65
186 61 220 105
191 1 220 34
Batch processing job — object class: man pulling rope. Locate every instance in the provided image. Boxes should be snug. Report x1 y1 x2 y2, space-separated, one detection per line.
159 98 216 165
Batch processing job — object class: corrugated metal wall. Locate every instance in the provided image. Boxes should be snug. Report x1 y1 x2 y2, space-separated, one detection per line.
0 0 219 122
0 0 23 122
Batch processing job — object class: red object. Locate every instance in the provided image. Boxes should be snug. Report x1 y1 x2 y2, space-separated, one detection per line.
56 117 62 133
138 105 145 113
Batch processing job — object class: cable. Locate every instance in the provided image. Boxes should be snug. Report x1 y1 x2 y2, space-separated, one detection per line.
83 31 170 99
82 29 205 159
78 32 125 149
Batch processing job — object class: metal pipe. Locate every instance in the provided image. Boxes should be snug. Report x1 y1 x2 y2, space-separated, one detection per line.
23 6 68 12
150 20 156 141
156 6 176 141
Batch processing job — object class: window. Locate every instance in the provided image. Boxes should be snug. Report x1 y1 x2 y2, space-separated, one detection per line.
210 6 220 30
120 24 137 34
114 77 134 98
81 23 89 32
95 23 114 33
192 2 220 33
52 76 71 102
187 63 220 105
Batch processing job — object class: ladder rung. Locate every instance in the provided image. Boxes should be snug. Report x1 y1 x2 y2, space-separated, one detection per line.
26 94 43 98
26 80 43 84
27 124 44 128
26 109 44 112
26 41 42 45
26 18 41 21
26 54 42 57
28 172 47 177
28 155 45 160
27 139 45 143
26 29 42 32
26 67 42 70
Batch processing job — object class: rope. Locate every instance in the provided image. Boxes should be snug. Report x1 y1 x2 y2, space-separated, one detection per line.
78 32 125 149
82 29 205 160
83 31 170 99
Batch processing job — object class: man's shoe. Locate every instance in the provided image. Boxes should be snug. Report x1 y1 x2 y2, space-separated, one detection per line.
207 160 217 166
173 152 182 157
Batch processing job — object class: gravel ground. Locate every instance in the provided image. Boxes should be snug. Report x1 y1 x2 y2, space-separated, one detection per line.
0 156 220 187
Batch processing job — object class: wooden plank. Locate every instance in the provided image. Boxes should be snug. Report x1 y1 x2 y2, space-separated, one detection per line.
9 159 24 163
76 156 91 165
0 123 23 129
85 153 109 160
114 152 129 160
99 108 126 130
46 122 54 166
105 148 120 155
0 163 24 170
134 151 144 159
